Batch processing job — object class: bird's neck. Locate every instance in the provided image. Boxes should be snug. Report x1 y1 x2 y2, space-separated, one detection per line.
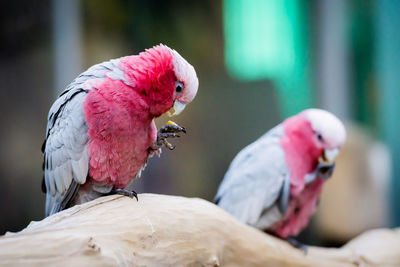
281 117 322 194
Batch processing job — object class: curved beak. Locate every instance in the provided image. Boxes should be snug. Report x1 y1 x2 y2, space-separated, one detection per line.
317 162 336 180
167 100 186 117
321 148 339 163
317 148 339 180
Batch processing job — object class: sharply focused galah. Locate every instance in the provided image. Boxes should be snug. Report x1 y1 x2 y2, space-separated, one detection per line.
42 44 198 216
214 109 346 247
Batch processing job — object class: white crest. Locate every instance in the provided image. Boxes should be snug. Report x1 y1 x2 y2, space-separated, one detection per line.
304 109 346 148
170 48 199 104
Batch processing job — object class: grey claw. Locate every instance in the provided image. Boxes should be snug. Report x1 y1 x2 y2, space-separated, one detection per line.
160 125 186 134
156 129 182 150
287 238 308 254
163 139 175 150
111 188 138 201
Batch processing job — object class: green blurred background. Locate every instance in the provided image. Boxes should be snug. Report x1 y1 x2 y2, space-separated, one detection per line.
0 0 399 246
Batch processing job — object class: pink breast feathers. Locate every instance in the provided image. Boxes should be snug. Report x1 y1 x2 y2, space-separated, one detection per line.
271 179 324 238
83 78 155 188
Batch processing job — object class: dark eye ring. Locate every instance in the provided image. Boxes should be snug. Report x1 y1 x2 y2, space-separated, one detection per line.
317 133 323 142
175 81 184 93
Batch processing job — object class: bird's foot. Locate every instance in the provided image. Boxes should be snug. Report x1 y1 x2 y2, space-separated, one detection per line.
156 121 186 150
287 237 308 254
110 188 138 201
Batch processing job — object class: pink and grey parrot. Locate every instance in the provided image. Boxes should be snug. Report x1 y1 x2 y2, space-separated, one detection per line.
214 109 346 249
42 44 198 216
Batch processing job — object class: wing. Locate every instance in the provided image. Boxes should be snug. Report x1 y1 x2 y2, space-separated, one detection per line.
214 125 290 227
43 89 89 216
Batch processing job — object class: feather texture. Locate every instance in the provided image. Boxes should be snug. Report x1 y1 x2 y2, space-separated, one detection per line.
44 91 88 216
42 59 120 216
215 126 289 227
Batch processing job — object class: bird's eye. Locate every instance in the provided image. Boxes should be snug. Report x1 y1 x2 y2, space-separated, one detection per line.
317 133 324 142
175 81 184 93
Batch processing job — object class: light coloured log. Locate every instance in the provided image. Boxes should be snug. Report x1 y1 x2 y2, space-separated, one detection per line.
0 194 399 266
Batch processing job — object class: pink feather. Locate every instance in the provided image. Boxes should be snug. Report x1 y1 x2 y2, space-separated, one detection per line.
83 45 192 188
272 114 325 238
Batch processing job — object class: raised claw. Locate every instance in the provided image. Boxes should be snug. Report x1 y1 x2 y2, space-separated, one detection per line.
159 124 186 134
162 139 175 150
155 122 187 150
159 132 181 138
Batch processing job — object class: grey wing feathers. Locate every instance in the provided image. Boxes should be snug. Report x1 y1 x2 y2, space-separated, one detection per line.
44 90 89 216
214 126 290 228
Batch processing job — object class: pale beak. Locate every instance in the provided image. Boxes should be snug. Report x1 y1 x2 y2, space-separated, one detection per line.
321 148 339 163
314 148 339 181
167 100 186 117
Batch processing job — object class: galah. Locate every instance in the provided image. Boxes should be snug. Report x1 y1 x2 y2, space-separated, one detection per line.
214 109 346 249
42 44 198 217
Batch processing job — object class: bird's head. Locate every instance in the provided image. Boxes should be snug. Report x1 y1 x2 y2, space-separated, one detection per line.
121 44 198 117
168 48 199 116
282 109 346 180
303 108 346 164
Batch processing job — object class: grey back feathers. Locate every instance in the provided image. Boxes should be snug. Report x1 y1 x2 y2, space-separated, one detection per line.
42 59 123 216
214 125 291 229
43 88 89 216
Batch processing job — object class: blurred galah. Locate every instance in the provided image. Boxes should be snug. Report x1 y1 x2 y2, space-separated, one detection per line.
42 44 198 216
214 109 346 249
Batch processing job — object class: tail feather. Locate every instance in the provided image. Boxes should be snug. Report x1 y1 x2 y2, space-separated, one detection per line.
45 181 80 217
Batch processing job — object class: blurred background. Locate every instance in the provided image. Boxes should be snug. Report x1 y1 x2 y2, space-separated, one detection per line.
0 0 399 247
